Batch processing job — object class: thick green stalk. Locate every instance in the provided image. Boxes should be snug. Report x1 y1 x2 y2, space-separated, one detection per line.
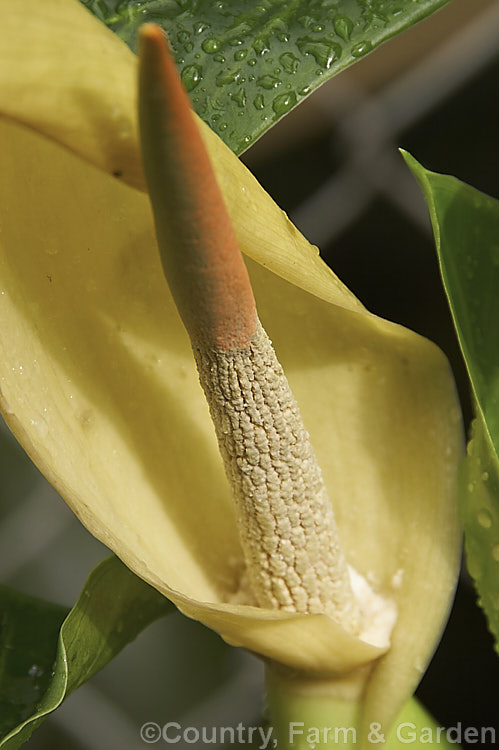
266 663 463 750
266 663 365 749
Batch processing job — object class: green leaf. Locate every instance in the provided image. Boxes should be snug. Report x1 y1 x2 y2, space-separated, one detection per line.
0 588 68 738
79 0 454 154
386 698 461 748
402 150 499 651
1 556 173 748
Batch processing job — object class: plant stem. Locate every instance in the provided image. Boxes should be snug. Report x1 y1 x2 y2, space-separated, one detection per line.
266 662 366 749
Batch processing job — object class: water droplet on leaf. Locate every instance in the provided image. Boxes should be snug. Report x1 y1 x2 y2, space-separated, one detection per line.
216 67 241 86
297 38 341 69
202 38 221 53
253 38 270 56
478 509 493 529
351 40 373 57
230 88 247 108
257 74 281 89
279 52 299 74
272 91 297 116
193 21 210 34
28 664 44 678
181 64 202 92
334 15 354 41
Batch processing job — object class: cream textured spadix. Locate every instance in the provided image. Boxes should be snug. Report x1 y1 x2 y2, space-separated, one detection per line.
195 324 360 625
0 0 462 740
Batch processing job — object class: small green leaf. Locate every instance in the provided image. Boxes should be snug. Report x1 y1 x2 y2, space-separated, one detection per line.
402 150 499 650
79 0 454 154
1 556 173 748
0 588 68 738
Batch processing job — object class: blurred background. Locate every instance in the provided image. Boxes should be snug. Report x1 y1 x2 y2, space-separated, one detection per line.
1 0 499 747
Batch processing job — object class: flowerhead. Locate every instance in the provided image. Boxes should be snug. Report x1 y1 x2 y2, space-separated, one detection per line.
0 0 461 739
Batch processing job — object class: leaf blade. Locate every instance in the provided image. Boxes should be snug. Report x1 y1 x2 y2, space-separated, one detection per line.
402 150 499 650
1 556 173 748
80 0 454 154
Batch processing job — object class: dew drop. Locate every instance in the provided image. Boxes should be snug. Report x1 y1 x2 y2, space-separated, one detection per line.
248 58 257 66
193 21 210 34
253 94 265 110
229 37 244 46
297 38 341 69
391 568 404 589
213 53 226 63
257 74 281 89
181 64 202 91
478 509 493 529
230 88 247 108
234 48 248 61
30 417 48 439
482 471 490 482
253 38 270 56
492 544 499 562
334 15 354 41
79 409 94 428
298 15 316 30
219 122 227 131
216 68 241 86
202 38 221 53
272 91 297 116
28 664 44 678
279 52 299 74
351 40 373 58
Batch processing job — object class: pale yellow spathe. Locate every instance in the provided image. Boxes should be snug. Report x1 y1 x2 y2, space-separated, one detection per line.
0 0 462 738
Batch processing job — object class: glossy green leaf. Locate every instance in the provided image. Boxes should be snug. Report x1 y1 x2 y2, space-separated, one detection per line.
1 556 173 749
402 150 499 651
80 0 454 154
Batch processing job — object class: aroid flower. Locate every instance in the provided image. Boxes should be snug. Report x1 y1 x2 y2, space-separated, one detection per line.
0 0 461 744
